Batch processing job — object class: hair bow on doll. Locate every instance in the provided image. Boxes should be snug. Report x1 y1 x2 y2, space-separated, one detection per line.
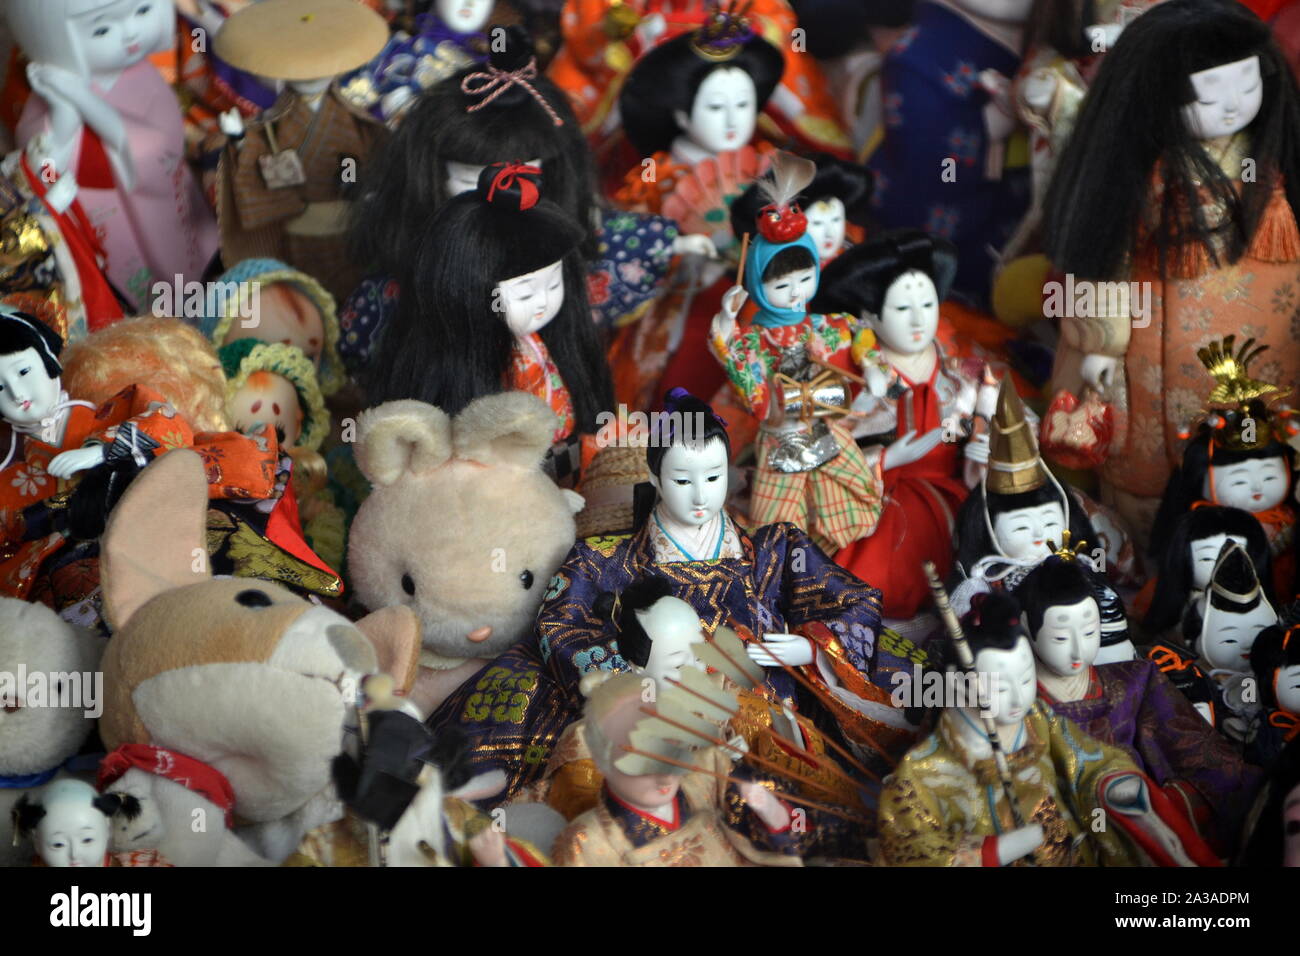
461 57 564 126
481 162 543 211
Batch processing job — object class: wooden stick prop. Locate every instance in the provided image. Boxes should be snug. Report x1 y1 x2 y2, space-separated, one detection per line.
619 745 872 826
735 232 751 288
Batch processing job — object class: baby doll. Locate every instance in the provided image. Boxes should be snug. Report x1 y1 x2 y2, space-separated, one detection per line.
1248 613 1300 769
1018 550 1263 852
879 589 1221 866
709 152 883 557
13 778 170 867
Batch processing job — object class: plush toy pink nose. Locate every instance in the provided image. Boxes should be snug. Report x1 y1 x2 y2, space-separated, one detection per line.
468 626 494 644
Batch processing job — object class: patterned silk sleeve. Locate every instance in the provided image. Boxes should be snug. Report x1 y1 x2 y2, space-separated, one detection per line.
879 769 982 866
537 543 632 702
709 324 772 419
88 386 194 462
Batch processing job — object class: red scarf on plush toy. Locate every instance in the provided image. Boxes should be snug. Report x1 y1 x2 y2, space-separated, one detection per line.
97 744 236 829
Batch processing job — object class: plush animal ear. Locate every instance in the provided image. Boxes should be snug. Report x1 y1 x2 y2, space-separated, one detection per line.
113 794 143 821
12 794 45 837
355 400 453 487
562 489 585 515
452 392 556 470
355 605 421 695
101 449 210 632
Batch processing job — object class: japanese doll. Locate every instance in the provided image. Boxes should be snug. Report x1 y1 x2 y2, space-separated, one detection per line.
1249 614 1300 769
1149 338 1296 601
809 229 992 619
548 0 852 158
7 0 219 313
1043 0 1300 546
15 778 172 868
1019 549 1264 852
208 0 390 304
709 152 884 557
362 162 613 484
878 589 1223 866
428 389 916 801
867 0 1034 307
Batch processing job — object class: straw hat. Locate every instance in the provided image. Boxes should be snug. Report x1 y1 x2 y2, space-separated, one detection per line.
214 0 389 82
574 444 650 540
986 378 1049 496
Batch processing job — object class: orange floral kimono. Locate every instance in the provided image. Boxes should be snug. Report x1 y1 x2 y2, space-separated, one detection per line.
0 384 278 600
507 332 600 478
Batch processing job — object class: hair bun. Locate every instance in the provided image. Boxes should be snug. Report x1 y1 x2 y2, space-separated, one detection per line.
477 161 544 212
487 24 535 73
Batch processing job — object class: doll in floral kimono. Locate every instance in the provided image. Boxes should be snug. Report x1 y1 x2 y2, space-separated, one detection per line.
363 162 613 484
709 152 884 557
1043 0 1300 545
1018 549 1263 853
879 590 1222 866
1248 613 1300 769
6 0 219 313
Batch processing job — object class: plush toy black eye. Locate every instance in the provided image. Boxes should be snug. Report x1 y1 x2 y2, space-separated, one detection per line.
402 573 416 596
520 570 534 590
236 589 274 608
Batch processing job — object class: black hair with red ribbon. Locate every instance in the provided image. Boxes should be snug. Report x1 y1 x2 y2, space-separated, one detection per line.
478 161 544 213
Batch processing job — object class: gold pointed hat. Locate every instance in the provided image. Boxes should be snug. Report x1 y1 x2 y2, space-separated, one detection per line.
986 377 1049 495
1179 336 1296 452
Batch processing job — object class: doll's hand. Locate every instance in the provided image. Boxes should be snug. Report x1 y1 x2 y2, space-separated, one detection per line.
721 284 748 320
996 824 1045 865
48 445 107 479
468 826 510 868
1080 354 1119 392
883 427 945 471
747 633 814 668
27 64 93 110
963 457 987 491
736 780 790 831
218 108 247 139
673 233 719 260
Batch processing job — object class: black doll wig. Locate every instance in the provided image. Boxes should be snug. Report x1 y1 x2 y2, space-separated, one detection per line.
729 153 876 242
347 25 597 275
618 28 785 157
954 483 1097 577
810 229 959 316
1043 0 1300 281
1148 431 1295 558
1024 0 1100 60
363 163 613 428
1238 736 1300 866
942 590 1028 669
0 309 63 377
762 244 817 281
1143 505 1274 637
1014 556 1098 639
594 577 677 668
1251 614 1300 710
633 388 731 530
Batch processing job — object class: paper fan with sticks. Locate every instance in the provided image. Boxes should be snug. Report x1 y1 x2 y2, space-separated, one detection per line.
660 144 770 255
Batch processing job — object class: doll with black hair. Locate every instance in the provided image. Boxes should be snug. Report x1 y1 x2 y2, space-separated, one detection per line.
363 162 614 483
709 152 884 559
1018 549 1263 852
728 153 875 266
1043 0 1300 544
14 778 170 868
1140 505 1275 643
1149 337 1297 599
879 588 1222 866
1236 735 1300 865
1247 613 1300 768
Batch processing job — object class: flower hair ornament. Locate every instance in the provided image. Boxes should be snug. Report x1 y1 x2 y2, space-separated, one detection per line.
477 162 543 211
460 42 564 127
690 1 758 62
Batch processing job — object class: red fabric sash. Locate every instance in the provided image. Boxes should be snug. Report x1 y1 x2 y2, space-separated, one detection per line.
98 743 236 829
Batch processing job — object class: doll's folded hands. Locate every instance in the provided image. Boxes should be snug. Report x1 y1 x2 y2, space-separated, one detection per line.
47 444 107 479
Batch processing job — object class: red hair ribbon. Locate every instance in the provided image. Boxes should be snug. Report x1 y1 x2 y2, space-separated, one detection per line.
1269 710 1299 742
460 57 564 127
486 162 542 211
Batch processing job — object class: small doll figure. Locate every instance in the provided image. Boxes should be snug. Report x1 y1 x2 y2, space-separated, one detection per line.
6 0 219 313
809 229 993 619
1044 0 1300 545
1248 613 1300 768
1151 337 1297 600
1141 504 1274 643
551 672 809 866
867 0 1034 307
1148 540 1280 739
364 162 613 483
879 590 1222 867
209 0 391 304
1018 548 1263 852
13 778 171 867
709 152 884 557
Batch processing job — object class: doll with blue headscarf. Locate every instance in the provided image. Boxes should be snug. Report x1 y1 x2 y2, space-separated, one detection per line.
709 152 883 556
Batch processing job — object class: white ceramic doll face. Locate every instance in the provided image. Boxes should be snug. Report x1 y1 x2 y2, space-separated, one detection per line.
598 697 681 813
870 270 940 355
674 67 757 155
1182 55 1263 141
444 157 544 199
991 502 1066 562
73 0 172 78
228 371 304 447
436 0 493 33
761 265 817 314
1205 457 1289 513
1029 597 1101 678
635 597 707 687
34 781 110 867
650 438 729 529
1199 599 1276 671
972 637 1037 727
1276 663 1300 714
805 198 847 263
0 348 61 428
1190 533 1249 591
495 259 565 338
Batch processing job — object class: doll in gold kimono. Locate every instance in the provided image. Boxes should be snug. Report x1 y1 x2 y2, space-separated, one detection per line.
551 671 810 867
879 590 1223 867
208 0 390 303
